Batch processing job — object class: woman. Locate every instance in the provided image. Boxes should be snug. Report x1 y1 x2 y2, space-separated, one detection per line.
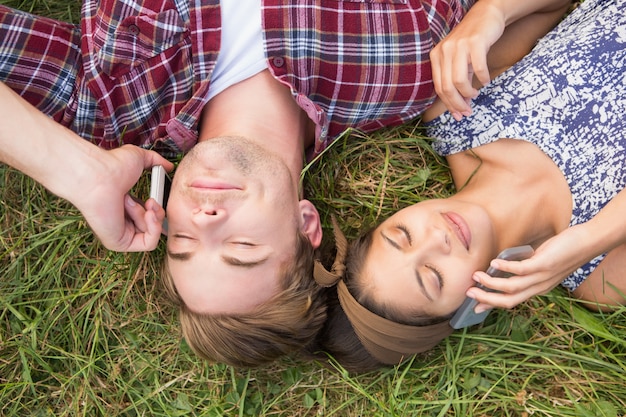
311 0 626 372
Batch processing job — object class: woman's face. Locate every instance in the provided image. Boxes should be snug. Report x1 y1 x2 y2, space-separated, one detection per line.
362 199 496 320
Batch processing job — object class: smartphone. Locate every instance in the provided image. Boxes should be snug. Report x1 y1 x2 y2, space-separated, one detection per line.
150 165 172 234
450 245 534 329
150 165 172 209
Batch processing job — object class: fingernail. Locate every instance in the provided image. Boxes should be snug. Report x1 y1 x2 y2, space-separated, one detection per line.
472 272 481 283
475 305 489 314
452 112 462 121
125 195 136 206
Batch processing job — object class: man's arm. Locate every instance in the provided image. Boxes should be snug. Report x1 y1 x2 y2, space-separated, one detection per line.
0 81 173 251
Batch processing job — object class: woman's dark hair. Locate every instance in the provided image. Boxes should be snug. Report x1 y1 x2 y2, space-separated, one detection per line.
308 226 451 373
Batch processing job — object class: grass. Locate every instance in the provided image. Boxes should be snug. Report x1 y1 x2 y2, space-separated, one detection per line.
1 1 625 416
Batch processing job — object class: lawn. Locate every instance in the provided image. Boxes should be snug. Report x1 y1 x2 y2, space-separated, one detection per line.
1 1 625 416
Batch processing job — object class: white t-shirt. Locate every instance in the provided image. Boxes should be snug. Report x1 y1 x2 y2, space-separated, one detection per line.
208 0 267 100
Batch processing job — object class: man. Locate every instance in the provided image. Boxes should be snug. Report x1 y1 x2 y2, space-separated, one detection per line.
0 0 570 367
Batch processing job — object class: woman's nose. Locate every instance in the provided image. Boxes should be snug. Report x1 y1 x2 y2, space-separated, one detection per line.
425 226 451 254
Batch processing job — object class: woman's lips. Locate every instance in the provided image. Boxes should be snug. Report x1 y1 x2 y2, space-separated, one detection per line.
444 212 471 250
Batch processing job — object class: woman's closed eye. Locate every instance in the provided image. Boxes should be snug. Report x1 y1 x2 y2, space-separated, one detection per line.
395 223 413 246
425 264 444 294
381 223 413 250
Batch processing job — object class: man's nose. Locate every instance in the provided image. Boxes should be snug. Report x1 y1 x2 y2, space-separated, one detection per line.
191 206 226 226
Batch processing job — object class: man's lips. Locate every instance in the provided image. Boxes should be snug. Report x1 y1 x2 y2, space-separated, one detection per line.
190 178 241 190
444 212 471 250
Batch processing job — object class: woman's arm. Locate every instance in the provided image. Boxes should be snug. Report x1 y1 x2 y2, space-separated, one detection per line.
469 186 626 311
430 0 571 121
0 81 173 251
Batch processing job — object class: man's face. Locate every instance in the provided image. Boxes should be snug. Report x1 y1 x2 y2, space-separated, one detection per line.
165 137 303 315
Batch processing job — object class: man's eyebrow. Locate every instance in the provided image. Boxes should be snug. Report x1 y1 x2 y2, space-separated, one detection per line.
167 248 194 261
166 250 269 268
221 255 269 269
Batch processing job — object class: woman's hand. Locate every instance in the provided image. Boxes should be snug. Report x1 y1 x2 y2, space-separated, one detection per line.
430 2 506 121
466 226 593 313
430 0 570 121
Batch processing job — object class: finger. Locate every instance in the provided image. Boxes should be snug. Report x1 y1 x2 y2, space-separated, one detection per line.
474 302 493 315
442 64 473 118
470 50 491 87
430 46 448 108
141 208 163 251
123 145 175 172
490 258 529 276
467 287 525 310
145 150 175 172
125 209 161 252
476 273 530 295
124 194 149 232
145 197 166 218
430 48 444 98
431 45 461 114
451 57 477 100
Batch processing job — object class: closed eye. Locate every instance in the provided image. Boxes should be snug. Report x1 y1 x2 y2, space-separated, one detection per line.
396 223 412 246
426 264 444 292
174 233 194 240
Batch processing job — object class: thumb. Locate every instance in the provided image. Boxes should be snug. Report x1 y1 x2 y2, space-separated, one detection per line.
127 145 175 172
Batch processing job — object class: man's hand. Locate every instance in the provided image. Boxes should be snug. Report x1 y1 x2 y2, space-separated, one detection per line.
72 145 174 252
0 82 176 252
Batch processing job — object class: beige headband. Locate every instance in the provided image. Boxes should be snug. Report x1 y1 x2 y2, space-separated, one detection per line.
314 218 453 365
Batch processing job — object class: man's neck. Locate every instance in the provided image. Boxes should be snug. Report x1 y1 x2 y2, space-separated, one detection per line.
199 70 314 181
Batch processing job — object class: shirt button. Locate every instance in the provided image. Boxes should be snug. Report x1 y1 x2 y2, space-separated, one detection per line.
128 24 140 35
272 57 285 67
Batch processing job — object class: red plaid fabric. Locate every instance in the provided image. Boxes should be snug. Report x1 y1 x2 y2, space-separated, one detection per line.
0 0 473 159
263 0 474 157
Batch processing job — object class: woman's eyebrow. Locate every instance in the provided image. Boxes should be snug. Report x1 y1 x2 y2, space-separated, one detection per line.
380 231 401 250
380 231 433 301
415 270 433 301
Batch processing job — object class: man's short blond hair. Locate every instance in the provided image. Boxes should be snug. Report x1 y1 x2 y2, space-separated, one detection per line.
161 231 325 367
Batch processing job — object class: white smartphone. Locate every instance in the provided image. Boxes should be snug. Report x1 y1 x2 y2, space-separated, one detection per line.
450 245 534 329
150 165 171 209
150 165 172 234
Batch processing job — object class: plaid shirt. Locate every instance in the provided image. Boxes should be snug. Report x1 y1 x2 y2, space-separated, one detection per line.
0 0 473 159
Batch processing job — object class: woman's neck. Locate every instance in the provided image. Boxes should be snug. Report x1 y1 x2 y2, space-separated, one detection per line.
448 139 572 251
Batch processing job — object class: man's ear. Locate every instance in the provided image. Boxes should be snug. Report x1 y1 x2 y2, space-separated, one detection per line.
298 200 322 249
